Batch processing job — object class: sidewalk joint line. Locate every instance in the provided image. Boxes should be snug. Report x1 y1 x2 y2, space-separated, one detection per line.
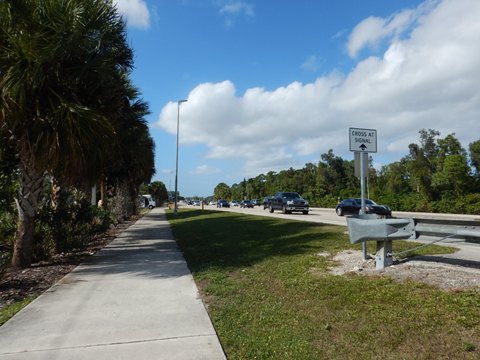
0 333 218 356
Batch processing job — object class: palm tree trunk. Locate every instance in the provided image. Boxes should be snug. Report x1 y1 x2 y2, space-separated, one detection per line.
130 182 139 215
12 157 44 268
100 177 107 209
51 178 61 210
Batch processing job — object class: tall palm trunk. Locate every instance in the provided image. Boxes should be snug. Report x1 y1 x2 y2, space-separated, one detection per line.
12 154 44 268
100 176 107 209
130 181 139 215
51 178 62 210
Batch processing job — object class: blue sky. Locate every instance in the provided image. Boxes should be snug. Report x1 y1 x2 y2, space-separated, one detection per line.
114 0 480 197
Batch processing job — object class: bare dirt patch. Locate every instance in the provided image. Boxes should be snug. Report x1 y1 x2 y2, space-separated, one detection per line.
329 250 480 291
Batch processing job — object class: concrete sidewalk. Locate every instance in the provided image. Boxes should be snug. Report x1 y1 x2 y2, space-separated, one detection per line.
0 208 226 360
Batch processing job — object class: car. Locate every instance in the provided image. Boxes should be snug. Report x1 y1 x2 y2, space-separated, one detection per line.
263 196 272 210
217 199 230 208
240 200 254 208
268 192 309 214
251 199 261 206
335 198 391 217
230 200 239 207
193 200 201 206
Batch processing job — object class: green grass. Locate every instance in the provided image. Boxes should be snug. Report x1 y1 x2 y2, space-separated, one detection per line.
0 297 35 326
167 209 480 360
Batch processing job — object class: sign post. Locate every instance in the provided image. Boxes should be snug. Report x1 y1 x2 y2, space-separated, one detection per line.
349 128 377 259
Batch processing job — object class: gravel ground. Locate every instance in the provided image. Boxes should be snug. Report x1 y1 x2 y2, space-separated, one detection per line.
328 249 480 291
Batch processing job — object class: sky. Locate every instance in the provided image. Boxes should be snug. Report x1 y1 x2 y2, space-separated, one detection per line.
113 0 480 197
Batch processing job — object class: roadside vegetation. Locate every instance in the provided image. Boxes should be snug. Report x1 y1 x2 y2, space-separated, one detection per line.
0 0 156 270
214 129 480 214
0 297 35 327
168 209 479 360
0 0 163 325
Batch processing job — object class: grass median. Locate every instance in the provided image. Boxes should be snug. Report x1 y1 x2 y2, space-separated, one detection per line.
167 209 479 360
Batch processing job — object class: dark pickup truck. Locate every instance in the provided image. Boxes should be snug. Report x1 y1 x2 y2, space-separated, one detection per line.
268 192 309 215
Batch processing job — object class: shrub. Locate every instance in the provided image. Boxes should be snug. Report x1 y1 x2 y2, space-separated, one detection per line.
33 188 113 261
0 251 10 279
319 195 339 208
0 211 16 278
431 191 460 214
460 193 480 215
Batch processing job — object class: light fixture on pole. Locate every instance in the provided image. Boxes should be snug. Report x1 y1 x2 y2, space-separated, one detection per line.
174 99 187 215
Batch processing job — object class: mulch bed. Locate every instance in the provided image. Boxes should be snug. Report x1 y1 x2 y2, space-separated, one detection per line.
0 216 141 310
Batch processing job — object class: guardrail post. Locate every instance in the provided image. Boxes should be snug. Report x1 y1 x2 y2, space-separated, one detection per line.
347 215 480 269
375 240 393 269
347 216 415 269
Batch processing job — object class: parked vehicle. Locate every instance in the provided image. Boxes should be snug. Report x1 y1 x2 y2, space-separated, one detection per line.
240 200 254 208
268 192 309 214
335 198 391 217
141 195 156 209
230 200 239 207
217 199 230 208
193 200 201 206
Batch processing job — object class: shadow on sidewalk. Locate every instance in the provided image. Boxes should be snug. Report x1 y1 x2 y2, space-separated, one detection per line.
64 209 189 281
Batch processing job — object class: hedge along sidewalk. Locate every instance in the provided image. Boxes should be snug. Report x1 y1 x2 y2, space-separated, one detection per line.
0 208 226 360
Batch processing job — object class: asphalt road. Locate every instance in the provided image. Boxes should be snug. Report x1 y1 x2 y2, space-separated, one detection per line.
196 204 480 226
200 205 349 226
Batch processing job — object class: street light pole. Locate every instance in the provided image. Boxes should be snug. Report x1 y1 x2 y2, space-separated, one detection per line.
174 99 187 215
168 170 172 201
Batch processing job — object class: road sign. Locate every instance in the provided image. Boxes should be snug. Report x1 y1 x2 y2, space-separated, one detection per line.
349 128 377 153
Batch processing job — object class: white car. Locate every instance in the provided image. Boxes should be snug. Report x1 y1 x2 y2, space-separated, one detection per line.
230 200 239 207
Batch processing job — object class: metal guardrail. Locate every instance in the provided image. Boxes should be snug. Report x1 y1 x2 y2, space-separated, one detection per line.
346 215 480 269
413 218 480 241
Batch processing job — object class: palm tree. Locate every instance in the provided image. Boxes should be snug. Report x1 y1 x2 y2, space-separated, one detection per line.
0 0 134 267
103 82 155 215
149 181 168 206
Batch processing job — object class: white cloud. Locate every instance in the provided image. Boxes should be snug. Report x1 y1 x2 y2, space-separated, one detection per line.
114 0 150 29
157 0 480 176
190 165 221 175
346 1 436 58
219 1 255 17
301 55 321 72
218 1 254 27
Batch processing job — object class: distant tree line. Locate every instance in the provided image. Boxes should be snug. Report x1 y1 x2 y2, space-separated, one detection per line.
214 129 480 214
0 0 155 268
